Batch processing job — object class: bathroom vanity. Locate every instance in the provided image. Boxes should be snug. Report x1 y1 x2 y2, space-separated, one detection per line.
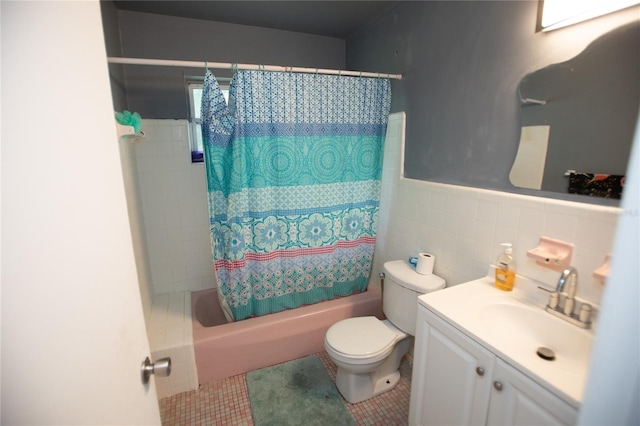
409 273 594 426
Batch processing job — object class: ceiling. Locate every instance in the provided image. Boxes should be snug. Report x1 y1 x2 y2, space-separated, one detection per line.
113 1 401 39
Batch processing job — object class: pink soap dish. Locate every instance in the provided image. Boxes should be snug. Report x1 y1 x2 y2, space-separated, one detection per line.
526 237 574 271
593 254 611 284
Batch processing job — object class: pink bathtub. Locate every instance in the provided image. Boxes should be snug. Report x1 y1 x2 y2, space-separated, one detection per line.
192 287 384 384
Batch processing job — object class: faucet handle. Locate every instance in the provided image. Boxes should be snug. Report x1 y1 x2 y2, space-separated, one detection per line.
548 292 559 309
579 304 592 323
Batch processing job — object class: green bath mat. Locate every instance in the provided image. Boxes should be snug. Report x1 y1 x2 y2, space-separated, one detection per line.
246 355 355 426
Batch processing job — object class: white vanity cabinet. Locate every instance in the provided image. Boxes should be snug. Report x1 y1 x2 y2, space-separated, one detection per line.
487 358 577 425
410 304 578 426
409 304 495 425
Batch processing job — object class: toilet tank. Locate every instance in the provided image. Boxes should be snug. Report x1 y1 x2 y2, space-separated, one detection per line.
382 260 446 335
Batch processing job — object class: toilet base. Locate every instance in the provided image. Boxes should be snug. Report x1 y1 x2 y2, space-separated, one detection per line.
334 337 411 404
336 369 401 404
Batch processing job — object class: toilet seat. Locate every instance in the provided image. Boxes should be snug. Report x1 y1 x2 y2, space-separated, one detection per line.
325 316 399 362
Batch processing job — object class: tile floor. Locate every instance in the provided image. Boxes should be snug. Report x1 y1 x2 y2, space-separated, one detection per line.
159 351 413 425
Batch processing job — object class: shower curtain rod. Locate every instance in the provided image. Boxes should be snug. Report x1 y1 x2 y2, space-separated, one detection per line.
107 57 402 80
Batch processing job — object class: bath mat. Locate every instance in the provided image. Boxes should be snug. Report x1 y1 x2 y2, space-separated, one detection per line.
246 355 355 426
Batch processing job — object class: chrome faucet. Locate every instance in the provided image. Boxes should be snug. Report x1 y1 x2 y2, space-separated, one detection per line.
557 266 578 315
545 266 592 329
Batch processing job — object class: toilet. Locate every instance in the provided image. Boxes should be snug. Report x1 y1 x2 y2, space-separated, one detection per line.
324 260 445 403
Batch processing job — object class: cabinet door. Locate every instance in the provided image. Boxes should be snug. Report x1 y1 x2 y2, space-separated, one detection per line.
410 305 495 426
487 359 578 426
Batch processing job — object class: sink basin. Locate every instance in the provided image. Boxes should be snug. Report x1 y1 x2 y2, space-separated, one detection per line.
478 302 593 376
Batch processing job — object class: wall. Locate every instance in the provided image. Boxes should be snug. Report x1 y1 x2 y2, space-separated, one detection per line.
101 5 350 297
116 9 346 119
347 1 640 201
115 3 627 305
102 0 154 330
118 138 155 333
372 111 619 309
100 0 128 111
134 112 621 306
134 120 215 296
131 112 617 309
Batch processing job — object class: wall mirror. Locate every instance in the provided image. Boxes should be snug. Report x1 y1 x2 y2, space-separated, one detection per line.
510 22 640 199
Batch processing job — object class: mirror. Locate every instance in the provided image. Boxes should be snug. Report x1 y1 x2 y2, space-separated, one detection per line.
510 22 640 199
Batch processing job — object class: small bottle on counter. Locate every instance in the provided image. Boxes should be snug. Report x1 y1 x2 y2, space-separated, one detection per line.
495 243 517 291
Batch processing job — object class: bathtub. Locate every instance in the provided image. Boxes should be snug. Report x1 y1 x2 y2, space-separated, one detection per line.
192 287 384 384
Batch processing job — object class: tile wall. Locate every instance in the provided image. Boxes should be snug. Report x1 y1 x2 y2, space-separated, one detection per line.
129 120 205 397
372 113 620 308
149 291 199 398
135 120 217 296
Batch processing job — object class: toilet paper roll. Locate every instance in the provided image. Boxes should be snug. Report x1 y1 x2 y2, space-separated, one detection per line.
415 252 435 275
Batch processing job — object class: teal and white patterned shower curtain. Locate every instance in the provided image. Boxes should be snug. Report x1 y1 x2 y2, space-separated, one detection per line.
201 70 391 321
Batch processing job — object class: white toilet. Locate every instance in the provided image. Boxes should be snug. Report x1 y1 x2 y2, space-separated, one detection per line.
324 260 445 403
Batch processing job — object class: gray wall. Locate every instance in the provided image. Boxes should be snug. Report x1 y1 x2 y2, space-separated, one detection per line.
346 1 640 201
100 1 127 112
116 10 346 119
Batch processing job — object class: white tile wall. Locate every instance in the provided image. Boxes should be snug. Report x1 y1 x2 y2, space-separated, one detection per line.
118 139 155 333
129 120 206 397
372 112 620 307
149 292 198 398
135 119 217 296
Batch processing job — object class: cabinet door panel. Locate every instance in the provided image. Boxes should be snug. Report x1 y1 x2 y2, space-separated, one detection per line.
487 359 578 426
410 306 495 426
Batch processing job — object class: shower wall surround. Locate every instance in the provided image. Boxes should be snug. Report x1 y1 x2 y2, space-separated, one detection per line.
372 113 619 307
134 120 216 296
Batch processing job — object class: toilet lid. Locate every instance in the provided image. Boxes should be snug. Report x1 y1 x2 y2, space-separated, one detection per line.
326 316 397 357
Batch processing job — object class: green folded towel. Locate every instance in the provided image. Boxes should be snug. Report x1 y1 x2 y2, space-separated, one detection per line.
115 110 142 134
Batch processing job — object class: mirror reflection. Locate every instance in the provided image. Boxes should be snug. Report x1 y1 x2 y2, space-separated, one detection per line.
510 22 640 199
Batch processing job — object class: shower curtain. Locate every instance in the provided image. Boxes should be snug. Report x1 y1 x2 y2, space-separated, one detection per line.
201 70 391 321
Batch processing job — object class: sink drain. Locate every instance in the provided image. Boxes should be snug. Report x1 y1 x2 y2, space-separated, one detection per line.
537 347 555 361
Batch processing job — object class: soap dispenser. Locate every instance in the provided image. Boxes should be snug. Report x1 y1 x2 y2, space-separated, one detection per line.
495 243 517 291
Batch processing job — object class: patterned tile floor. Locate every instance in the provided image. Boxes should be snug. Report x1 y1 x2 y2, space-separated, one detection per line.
159 351 413 425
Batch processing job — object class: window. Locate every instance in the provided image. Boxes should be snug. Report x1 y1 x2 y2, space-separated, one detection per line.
187 81 229 162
